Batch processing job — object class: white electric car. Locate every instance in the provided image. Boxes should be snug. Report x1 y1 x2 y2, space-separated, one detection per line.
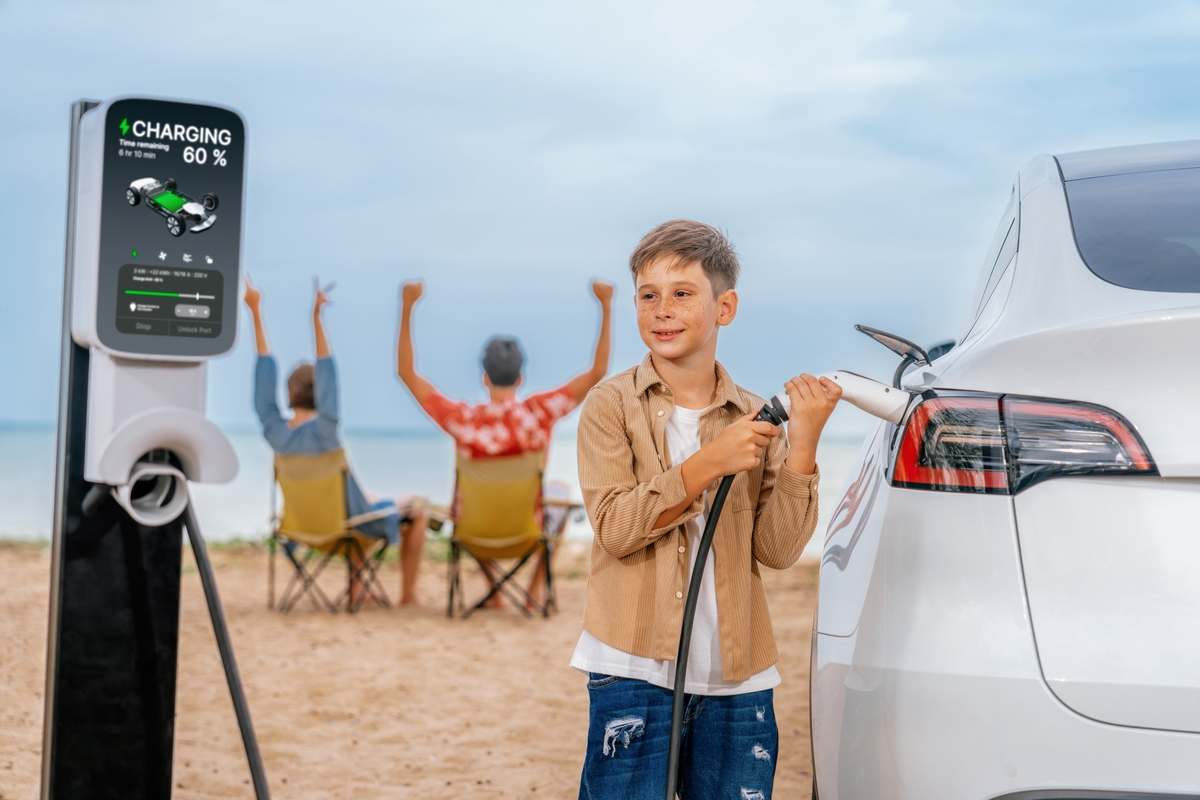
812 141 1200 799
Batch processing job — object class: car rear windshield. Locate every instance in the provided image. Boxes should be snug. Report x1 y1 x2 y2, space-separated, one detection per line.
1063 166 1200 292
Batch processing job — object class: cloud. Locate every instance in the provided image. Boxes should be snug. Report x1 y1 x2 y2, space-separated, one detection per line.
2 1 1198 434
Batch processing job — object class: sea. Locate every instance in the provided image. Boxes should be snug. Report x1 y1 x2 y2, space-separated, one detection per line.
0 423 869 556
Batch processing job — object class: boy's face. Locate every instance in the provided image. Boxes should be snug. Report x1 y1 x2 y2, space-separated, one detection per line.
635 256 737 362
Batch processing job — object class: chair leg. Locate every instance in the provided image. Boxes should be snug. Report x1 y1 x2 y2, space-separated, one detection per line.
277 572 298 612
454 539 558 620
461 550 538 620
343 539 358 613
332 539 357 612
314 548 342 612
542 538 555 618
455 546 466 617
268 533 276 610
309 548 341 612
279 545 338 613
447 541 459 618
359 540 392 610
334 538 393 613
458 574 465 615
278 546 310 612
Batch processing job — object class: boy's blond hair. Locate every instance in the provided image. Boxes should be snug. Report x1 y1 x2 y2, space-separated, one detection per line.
629 219 740 295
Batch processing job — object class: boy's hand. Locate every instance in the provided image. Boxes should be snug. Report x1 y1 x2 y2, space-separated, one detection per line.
696 413 782 480
243 277 262 312
401 281 424 309
784 374 842 473
591 279 614 306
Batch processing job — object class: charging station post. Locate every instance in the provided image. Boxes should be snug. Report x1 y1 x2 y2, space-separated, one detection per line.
41 97 254 799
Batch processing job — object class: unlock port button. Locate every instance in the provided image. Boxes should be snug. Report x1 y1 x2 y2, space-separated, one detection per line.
175 304 211 319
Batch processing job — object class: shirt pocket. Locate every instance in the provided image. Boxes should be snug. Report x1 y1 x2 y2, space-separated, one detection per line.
727 470 759 513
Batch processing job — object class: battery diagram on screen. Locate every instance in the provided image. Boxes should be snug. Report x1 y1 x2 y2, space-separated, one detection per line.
125 176 219 236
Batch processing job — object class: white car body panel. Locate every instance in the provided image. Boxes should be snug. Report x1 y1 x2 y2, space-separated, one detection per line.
813 143 1200 797
813 489 1200 799
1016 477 1200 733
818 425 887 638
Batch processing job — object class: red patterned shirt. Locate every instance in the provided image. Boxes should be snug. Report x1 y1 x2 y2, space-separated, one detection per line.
419 386 578 459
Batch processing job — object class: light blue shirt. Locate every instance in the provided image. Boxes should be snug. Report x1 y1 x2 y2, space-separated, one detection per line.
254 355 391 536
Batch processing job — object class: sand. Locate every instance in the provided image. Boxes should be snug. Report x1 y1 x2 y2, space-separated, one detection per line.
0 541 816 799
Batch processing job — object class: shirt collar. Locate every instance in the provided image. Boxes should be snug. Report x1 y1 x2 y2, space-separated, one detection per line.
633 353 749 415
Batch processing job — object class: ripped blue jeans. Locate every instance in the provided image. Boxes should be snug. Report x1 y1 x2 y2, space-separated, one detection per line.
578 673 777 800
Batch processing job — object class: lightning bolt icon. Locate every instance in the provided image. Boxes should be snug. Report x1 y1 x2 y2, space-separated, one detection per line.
119 117 130 137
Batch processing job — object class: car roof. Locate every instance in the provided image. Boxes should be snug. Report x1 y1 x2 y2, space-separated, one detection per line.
1056 139 1200 181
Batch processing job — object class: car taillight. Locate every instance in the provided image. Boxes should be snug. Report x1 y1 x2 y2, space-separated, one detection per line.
892 393 1157 494
1002 397 1156 491
893 396 1009 493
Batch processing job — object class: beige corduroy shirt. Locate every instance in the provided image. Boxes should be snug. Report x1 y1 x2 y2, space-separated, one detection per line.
577 354 820 683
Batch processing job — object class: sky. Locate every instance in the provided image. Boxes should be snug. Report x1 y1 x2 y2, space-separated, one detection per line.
3 1 1200 436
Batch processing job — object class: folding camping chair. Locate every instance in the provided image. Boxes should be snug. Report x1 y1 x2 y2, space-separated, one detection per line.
446 451 561 619
267 449 393 613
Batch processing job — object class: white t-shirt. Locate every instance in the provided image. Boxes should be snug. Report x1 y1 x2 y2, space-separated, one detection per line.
570 403 781 696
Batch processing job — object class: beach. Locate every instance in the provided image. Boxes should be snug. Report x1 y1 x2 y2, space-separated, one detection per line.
0 426 867 544
0 424 851 797
0 541 817 799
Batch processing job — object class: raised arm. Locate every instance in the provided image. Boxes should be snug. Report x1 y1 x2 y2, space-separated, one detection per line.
244 277 270 356
308 281 341 423
312 282 331 359
563 280 614 404
396 281 440 406
244 279 286 443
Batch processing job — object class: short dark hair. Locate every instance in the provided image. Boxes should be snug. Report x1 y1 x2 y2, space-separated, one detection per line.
481 336 524 387
287 362 315 410
630 219 740 294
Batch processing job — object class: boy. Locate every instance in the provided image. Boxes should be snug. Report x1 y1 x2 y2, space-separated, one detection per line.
570 220 841 798
245 278 429 606
396 278 613 607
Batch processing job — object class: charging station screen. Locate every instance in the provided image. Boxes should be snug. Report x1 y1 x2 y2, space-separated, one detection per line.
97 99 244 356
117 264 224 337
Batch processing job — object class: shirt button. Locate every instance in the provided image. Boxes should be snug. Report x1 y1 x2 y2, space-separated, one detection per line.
675 591 683 599
678 545 686 553
657 410 665 417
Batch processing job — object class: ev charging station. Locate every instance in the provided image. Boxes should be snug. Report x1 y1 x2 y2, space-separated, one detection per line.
42 97 265 799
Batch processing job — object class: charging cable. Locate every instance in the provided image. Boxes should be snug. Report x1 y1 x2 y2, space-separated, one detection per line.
664 395 789 800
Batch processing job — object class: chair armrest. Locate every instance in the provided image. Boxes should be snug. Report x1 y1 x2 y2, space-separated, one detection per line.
419 503 450 534
543 498 584 538
345 508 395 528
543 497 583 509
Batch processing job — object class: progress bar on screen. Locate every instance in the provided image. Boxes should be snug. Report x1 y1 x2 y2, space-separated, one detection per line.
125 289 216 300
